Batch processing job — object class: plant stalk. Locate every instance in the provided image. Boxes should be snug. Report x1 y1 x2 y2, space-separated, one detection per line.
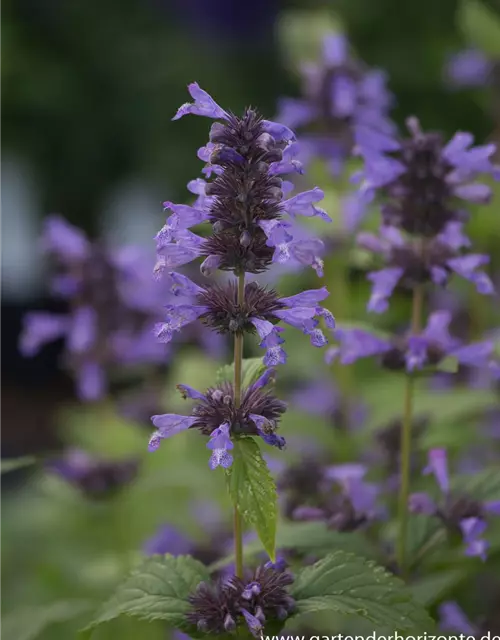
233 271 246 578
397 284 424 576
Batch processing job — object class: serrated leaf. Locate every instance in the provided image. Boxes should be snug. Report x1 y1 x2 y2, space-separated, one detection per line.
226 438 277 560
82 555 209 635
291 551 435 633
410 569 466 606
216 357 266 388
209 521 380 571
1 456 36 474
3 600 92 640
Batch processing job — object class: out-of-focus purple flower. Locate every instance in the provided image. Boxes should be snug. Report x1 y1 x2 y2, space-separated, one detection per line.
358 223 494 313
439 601 477 635
47 449 138 499
19 218 225 401
293 463 381 531
355 117 500 236
445 49 495 88
153 274 334 365
276 33 395 179
143 524 194 556
409 448 500 559
326 310 499 377
291 378 366 431
156 84 328 278
148 372 287 468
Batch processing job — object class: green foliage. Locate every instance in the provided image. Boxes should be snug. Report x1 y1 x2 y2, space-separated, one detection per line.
225 438 277 560
210 521 381 571
460 0 500 55
82 555 209 636
1 456 36 474
291 551 435 633
3 600 92 640
216 357 267 388
410 569 467 606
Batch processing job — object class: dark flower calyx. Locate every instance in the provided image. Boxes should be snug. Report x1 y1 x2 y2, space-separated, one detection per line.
380 336 445 372
196 281 284 334
389 239 457 286
438 494 485 533
203 109 286 273
187 562 295 636
381 118 458 237
189 381 286 438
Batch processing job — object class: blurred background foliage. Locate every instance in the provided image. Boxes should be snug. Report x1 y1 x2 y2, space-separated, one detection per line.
2 0 500 638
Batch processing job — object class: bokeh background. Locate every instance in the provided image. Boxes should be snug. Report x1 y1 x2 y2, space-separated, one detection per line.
2 0 500 638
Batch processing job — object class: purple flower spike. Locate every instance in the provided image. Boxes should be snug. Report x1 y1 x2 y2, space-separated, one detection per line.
356 115 500 243
276 32 395 180
424 448 450 494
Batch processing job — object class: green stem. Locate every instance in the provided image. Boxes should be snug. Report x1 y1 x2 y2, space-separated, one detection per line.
233 272 245 579
397 284 424 577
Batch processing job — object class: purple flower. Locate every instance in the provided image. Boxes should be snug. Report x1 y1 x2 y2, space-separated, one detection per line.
19 218 224 401
355 117 499 237
409 448 500 559
358 222 494 313
439 601 477 635
186 562 294 635
326 310 498 376
149 374 287 468
276 32 395 178
47 449 138 498
445 49 494 88
291 378 366 431
143 524 194 556
290 462 381 531
153 274 334 363
157 84 328 277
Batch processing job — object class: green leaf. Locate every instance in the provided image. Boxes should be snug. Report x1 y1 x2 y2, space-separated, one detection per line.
291 551 435 634
1 456 36 474
453 467 500 501
216 357 266 388
407 515 446 569
82 555 209 635
410 569 466 606
3 600 92 640
209 521 380 571
460 0 500 56
226 438 277 560
435 356 459 374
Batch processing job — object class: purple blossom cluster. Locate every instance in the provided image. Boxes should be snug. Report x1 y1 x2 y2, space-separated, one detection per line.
18 216 215 401
277 33 395 178
148 83 334 469
410 449 500 559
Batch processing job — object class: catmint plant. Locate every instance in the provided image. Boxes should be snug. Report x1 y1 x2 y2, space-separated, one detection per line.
334 113 500 575
138 82 334 637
